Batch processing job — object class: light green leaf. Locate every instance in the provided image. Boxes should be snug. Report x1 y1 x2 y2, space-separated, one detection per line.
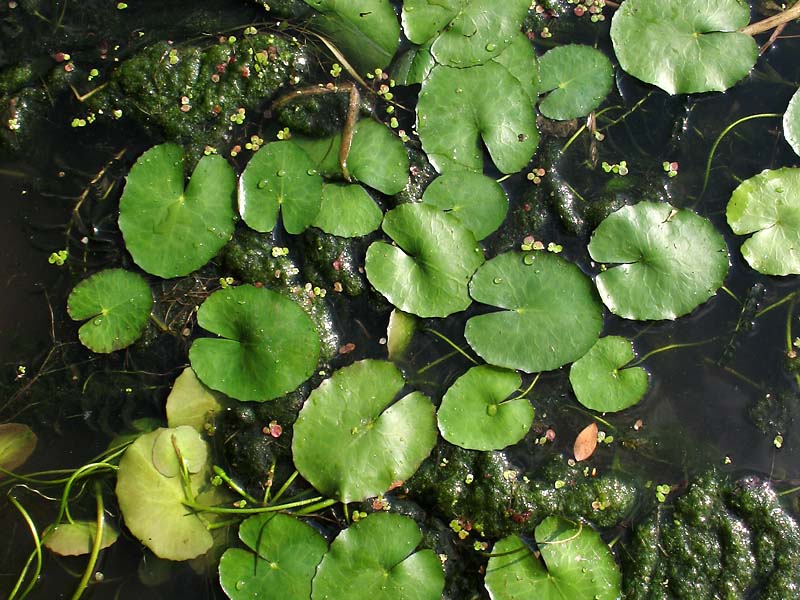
387 309 419 362
786 88 800 158
116 428 212 561
401 0 530 68
365 203 485 318
538 45 613 120
312 512 444 600
293 360 437 503
485 518 621 599
219 513 327 600
610 0 757 94
589 202 730 320
0 423 37 476
151 426 208 477
726 167 800 275
311 183 383 237
238 141 323 234
422 172 508 240
466 252 603 373
44 521 118 556
417 61 539 174
189 285 320 402
118 143 236 278
569 336 649 413
67 269 153 354
166 367 224 431
437 365 533 451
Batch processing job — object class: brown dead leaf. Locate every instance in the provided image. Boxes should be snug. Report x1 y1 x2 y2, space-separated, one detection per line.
573 422 598 462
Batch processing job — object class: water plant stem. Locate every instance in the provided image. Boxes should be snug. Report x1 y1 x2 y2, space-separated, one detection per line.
212 465 259 505
6 494 43 600
270 470 298 505
756 291 797 318
626 339 717 368
184 494 328 515
70 482 105 600
422 328 478 364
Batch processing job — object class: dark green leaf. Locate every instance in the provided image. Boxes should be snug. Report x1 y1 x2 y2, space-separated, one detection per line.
422 172 508 240
311 183 382 237
538 45 613 120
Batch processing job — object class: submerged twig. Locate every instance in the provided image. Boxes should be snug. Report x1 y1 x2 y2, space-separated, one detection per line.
742 2 800 36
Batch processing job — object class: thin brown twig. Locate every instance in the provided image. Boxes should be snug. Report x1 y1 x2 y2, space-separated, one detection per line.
742 2 800 36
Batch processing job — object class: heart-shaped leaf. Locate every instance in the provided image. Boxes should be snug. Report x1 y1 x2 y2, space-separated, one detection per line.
116 428 212 561
166 367 224 431
118 143 236 278
292 359 437 503
417 60 539 174
219 513 327 600
401 0 529 68
786 88 800 158
311 183 383 237
437 365 533 451
726 167 800 276
365 203 485 318
312 512 444 600
610 0 758 94
422 172 508 240
589 202 730 320
239 141 323 234
465 251 603 373
44 521 118 556
484 518 621 599
189 285 320 401
67 269 153 354
538 44 613 120
569 336 649 413
0 423 37 476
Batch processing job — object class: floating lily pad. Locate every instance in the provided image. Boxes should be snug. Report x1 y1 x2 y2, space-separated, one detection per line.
44 521 118 556
0 423 37 476
417 61 539 174
727 167 800 276
485 518 621 599
538 45 613 120
491 33 539 107
116 428 212 560
67 269 153 354
786 88 800 158
219 513 327 600
422 172 508 240
401 0 529 68
589 202 730 320
293 360 437 502
312 512 444 600
189 285 320 402
119 143 236 278
238 141 323 234
387 309 418 361
293 120 409 195
365 203 485 318
151 426 208 477
311 183 383 237
437 365 533 451
166 367 224 431
610 0 758 94
465 252 603 373
569 337 649 413
302 0 400 73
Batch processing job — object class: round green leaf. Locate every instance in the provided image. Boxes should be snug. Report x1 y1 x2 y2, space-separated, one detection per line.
485 518 621 600
610 0 758 94
116 428 212 561
422 172 508 240
219 513 327 600
466 252 603 373
119 143 236 278
312 512 444 600
292 120 409 195
67 269 153 354
0 423 37 476
417 61 539 174
239 141 323 234
538 45 613 120
44 521 118 557
786 88 800 158
401 0 529 68
189 285 320 402
292 360 437 503
569 336 648 413
151 426 208 477
589 202 730 320
437 365 533 451
311 183 383 237
727 167 800 276
365 203 485 318
166 367 224 431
